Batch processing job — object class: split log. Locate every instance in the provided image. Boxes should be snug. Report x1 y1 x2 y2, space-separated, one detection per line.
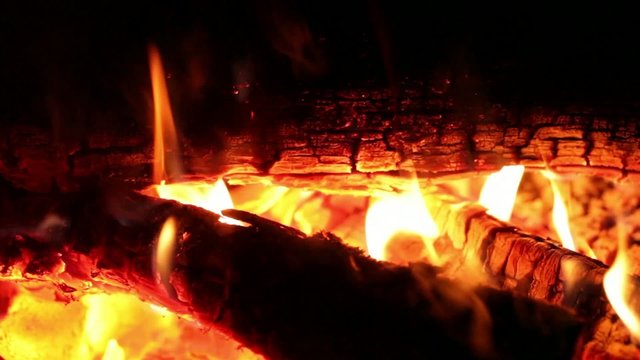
424 187 640 359
2 86 640 194
0 180 584 360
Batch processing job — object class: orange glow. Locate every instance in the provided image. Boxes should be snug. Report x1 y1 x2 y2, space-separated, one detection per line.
478 165 525 221
603 225 640 339
0 45 267 360
101 339 125 360
149 44 182 183
548 179 575 251
365 185 440 264
155 178 240 222
233 184 291 215
157 178 233 214
261 189 314 229
149 304 172 316
0 284 262 359
7 38 622 360
155 216 177 294
147 45 242 226
543 171 596 258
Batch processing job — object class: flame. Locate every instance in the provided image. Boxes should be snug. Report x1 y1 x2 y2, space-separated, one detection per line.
544 171 596 258
149 44 182 183
83 295 119 355
149 304 172 316
478 165 525 221
548 178 575 251
147 45 242 226
603 224 640 339
0 44 269 360
154 179 244 226
155 217 177 295
148 49 239 223
156 179 233 215
0 287 261 360
102 339 125 360
365 185 440 264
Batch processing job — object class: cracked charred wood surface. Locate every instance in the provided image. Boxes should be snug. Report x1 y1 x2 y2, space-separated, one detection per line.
425 189 640 359
0 181 584 360
2 85 640 193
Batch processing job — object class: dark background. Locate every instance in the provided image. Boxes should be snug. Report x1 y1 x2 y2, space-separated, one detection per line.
1 1 639 134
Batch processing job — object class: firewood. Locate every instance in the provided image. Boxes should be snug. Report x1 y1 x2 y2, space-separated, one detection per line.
425 187 640 359
2 87 640 194
0 181 583 360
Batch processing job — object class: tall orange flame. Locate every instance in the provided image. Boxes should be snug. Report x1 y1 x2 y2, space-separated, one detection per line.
149 44 182 183
147 45 240 225
604 223 640 339
548 178 575 251
478 165 525 222
365 185 440 264
543 171 596 258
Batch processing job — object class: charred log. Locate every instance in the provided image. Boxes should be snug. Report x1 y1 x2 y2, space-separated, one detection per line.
0 181 583 360
425 187 640 359
2 88 640 194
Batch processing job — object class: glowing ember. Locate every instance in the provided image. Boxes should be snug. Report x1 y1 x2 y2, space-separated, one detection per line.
4 37 628 360
155 217 177 295
149 304 172 316
233 184 291 215
0 42 262 360
365 185 440 264
0 283 259 359
82 294 130 357
478 165 525 222
154 179 243 226
261 189 314 229
102 339 125 360
604 224 640 339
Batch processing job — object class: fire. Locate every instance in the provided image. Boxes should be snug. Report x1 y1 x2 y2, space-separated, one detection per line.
544 171 596 258
8 40 632 359
548 178 575 251
150 304 172 316
155 179 242 225
0 44 265 360
0 44 340 360
604 224 640 339
0 283 263 359
155 216 177 295
101 339 125 360
478 165 525 222
147 44 241 225
149 44 182 183
365 185 440 264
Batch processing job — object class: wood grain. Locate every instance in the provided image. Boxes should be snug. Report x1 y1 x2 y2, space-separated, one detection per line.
425 188 640 359
2 84 640 193
0 182 583 360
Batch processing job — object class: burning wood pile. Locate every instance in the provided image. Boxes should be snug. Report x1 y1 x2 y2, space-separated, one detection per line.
2 46 640 360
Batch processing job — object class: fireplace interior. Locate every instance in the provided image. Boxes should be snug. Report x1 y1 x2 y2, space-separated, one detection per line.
3 2 640 359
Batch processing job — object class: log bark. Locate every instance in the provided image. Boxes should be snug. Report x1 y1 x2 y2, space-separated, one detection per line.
2 85 640 194
0 180 584 360
425 187 640 359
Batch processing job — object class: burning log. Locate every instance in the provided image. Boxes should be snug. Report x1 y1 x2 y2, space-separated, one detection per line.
425 187 640 358
2 88 640 194
0 180 584 359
